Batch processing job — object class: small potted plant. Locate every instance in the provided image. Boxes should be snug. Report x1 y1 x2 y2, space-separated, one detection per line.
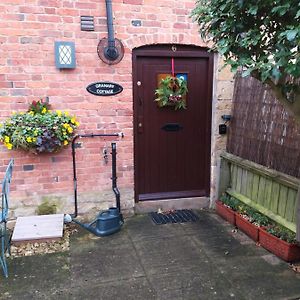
0 99 79 154
259 224 300 262
235 205 270 242
216 194 240 225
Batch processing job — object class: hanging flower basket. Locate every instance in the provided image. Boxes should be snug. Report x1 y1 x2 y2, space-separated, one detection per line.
0 99 79 154
155 75 188 110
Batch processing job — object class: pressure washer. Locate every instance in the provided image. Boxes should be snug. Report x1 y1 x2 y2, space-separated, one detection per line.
64 132 124 237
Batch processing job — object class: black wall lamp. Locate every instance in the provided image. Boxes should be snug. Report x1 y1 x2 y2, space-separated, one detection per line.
219 115 231 135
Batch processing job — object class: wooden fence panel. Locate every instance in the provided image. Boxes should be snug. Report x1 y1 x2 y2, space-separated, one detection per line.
220 152 299 232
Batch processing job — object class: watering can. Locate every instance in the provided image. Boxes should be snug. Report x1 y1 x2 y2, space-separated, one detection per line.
66 207 123 237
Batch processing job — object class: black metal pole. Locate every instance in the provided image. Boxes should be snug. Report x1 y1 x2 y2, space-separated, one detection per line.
105 0 118 60
71 133 123 218
111 142 120 212
71 135 80 218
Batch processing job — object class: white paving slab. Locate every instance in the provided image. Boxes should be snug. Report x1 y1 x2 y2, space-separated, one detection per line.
12 214 64 242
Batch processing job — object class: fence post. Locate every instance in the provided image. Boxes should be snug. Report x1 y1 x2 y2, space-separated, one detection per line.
296 187 300 241
218 155 231 199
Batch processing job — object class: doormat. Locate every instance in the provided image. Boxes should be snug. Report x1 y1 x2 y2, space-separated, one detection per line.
150 209 199 225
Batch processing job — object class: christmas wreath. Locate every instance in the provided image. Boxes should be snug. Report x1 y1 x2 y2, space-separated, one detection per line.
155 75 188 110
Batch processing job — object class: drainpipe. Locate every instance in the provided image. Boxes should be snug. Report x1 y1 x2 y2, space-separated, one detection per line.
105 0 119 61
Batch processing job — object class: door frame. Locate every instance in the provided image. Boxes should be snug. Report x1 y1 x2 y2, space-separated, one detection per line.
132 44 214 203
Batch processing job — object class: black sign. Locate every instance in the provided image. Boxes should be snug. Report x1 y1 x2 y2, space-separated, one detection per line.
86 82 123 96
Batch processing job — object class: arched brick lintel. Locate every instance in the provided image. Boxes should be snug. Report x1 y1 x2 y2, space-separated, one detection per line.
124 34 211 52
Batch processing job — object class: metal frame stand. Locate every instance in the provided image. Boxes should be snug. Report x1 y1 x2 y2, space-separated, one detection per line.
0 158 14 278
71 133 123 218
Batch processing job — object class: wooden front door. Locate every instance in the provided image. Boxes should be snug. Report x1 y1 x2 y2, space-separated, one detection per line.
133 45 213 201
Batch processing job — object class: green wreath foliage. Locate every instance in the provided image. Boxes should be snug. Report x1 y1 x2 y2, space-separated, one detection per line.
155 76 188 110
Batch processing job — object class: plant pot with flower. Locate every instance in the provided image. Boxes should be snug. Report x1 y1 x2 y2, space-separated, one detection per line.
215 195 240 225
235 205 270 242
0 99 79 154
235 213 260 242
259 225 300 262
215 200 236 225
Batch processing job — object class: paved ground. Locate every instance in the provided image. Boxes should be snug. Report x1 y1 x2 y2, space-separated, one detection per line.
1 210 300 300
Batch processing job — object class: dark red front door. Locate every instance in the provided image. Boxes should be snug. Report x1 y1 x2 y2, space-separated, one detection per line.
133 45 213 201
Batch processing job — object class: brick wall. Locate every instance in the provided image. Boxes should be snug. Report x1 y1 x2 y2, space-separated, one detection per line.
0 0 233 217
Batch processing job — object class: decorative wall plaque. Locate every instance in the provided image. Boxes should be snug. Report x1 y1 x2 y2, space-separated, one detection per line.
86 82 123 96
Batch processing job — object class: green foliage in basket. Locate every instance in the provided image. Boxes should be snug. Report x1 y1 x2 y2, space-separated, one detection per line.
0 99 80 153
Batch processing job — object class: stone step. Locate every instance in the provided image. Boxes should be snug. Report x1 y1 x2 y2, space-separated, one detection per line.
11 214 64 243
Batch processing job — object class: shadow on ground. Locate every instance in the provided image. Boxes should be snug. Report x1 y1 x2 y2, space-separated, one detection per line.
1 210 300 300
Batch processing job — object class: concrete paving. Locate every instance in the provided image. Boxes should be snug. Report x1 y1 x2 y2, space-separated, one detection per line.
1 210 300 300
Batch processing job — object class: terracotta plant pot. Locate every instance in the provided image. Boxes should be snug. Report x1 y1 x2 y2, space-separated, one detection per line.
235 213 259 242
259 228 300 262
215 200 236 225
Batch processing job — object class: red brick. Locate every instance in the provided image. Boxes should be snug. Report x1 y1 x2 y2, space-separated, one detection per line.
0 82 13 88
19 6 44 13
37 15 61 22
11 88 32 96
123 0 143 4
38 0 61 8
44 7 56 14
75 2 97 9
57 8 79 16
174 22 190 29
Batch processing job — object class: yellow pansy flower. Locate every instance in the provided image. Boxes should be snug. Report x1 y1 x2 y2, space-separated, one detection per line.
75 121 80 127
56 110 62 116
41 107 47 114
63 140 68 145
67 127 73 133
26 137 32 143
32 138 36 142
6 143 12 150
28 111 34 116
4 136 9 143
63 123 69 129
71 117 76 124
64 111 69 116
